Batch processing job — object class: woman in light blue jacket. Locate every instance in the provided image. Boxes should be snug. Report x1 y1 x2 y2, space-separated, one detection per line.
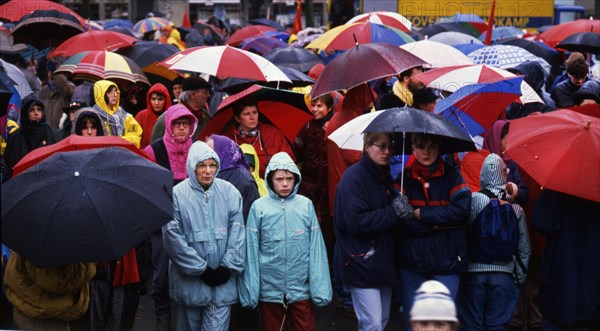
240 152 332 331
162 141 246 331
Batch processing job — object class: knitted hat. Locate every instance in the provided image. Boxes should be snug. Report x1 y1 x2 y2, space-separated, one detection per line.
182 75 211 91
410 280 458 322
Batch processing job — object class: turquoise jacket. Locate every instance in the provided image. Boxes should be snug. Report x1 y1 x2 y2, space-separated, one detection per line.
239 152 332 308
162 141 246 306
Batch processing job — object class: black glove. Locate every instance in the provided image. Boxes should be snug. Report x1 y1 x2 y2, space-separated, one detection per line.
393 194 414 220
200 266 231 286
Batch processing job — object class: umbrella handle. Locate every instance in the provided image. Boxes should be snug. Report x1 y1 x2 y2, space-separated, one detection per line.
400 131 405 196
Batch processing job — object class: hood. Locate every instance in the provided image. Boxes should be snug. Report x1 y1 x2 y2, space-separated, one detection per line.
145 83 172 114
480 153 508 197
20 94 46 126
74 110 104 136
164 104 198 140
93 80 119 114
186 141 221 190
264 151 301 199
240 143 260 178
573 80 600 105
482 119 510 163
510 61 545 93
210 134 250 171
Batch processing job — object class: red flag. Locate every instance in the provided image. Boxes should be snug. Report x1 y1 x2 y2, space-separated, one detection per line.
484 0 496 45
293 0 302 34
182 9 192 28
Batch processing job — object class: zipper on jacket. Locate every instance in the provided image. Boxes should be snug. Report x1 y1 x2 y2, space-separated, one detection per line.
282 198 288 301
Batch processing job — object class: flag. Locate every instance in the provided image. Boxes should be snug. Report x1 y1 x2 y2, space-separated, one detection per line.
293 0 302 34
182 9 192 28
484 0 496 45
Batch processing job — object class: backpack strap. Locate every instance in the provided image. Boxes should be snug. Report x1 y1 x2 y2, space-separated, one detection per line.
480 188 508 201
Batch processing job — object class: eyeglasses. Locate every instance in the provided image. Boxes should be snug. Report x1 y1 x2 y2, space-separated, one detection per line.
197 163 218 171
173 121 191 128
371 143 394 152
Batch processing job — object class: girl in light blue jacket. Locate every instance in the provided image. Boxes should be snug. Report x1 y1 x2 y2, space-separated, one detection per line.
240 152 332 331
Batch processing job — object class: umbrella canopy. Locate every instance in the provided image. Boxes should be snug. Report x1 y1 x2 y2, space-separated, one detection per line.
429 31 483 46
467 45 551 76
199 85 312 143
241 36 288 55
226 25 277 47
420 22 482 38
536 19 600 48
0 58 33 99
55 50 149 85
414 64 543 104
453 43 487 55
0 32 27 55
506 109 600 203
249 18 285 31
305 22 415 50
49 30 138 59
263 46 323 73
218 66 314 94
346 11 412 32
0 0 86 26
0 70 15 116
104 25 142 39
12 135 152 177
497 38 560 71
434 76 524 136
311 42 428 98
556 32 600 54
161 46 290 83
84 20 103 31
327 111 383 151
1 147 173 267
133 17 170 33
103 18 134 30
117 40 180 68
478 26 524 42
400 40 473 68
11 9 84 48
360 107 477 155
192 22 226 45
438 13 487 35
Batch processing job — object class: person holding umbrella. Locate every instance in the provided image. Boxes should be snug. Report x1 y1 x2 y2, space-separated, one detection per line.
162 141 246 331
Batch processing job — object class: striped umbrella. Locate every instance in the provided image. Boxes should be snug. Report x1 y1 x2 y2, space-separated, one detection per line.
85 20 103 31
133 17 170 33
55 50 149 85
305 22 414 50
346 11 412 32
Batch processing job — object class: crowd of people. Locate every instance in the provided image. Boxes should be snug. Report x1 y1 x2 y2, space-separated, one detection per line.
1 7 599 331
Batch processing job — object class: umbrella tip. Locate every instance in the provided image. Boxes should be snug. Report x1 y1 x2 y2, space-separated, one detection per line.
584 119 592 129
353 33 358 46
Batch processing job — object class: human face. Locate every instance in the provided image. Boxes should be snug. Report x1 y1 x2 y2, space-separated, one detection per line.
172 84 183 99
172 118 191 140
500 134 508 155
411 321 455 331
408 67 424 90
311 100 332 120
272 169 295 197
193 88 210 105
81 120 98 137
235 105 259 132
568 73 587 87
195 158 218 189
28 104 43 121
413 139 440 167
106 87 119 106
150 93 166 112
365 135 392 166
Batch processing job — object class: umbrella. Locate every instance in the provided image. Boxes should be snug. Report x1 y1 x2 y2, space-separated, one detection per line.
218 66 314 94
346 11 412 32
104 25 142 39
0 32 27 55
133 17 170 34
263 46 323 73
467 45 551 76
327 110 383 151
497 38 560 71
161 46 290 83
49 30 138 59
0 70 15 116
429 31 483 46
556 32 600 54
310 42 428 98
103 18 134 30
420 22 482 38
305 22 415 50
414 64 543 105
12 135 152 177
0 0 86 26
241 36 288 55
199 85 312 143
478 26 524 42
192 22 225 45
438 13 488 35
140 61 182 87
536 19 600 48
1 147 173 267
55 50 149 85
226 25 276 47
249 18 285 31
400 40 473 68
433 76 524 136
0 58 33 100
10 10 84 49
84 20 103 31
117 40 180 68
506 109 600 203
453 43 487 55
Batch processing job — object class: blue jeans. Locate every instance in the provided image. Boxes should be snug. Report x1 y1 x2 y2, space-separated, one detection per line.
397 267 460 331
333 242 352 307
457 272 518 331
350 287 392 331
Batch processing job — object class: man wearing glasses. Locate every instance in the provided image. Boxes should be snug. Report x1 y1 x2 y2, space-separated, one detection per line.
551 57 590 108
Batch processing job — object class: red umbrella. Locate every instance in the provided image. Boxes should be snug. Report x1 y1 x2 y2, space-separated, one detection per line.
13 135 152 177
506 109 600 203
535 19 600 48
346 11 412 32
49 30 138 59
199 85 312 143
0 0 86 26
226 25 276 47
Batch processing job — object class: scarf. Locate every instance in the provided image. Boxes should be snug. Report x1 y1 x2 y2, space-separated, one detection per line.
92 104 129 137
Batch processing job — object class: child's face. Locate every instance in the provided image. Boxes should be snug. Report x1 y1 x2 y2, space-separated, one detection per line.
411 321 455 331
272 169 295 198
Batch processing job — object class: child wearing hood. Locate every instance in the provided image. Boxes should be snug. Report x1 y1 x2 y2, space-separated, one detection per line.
240 152 332 331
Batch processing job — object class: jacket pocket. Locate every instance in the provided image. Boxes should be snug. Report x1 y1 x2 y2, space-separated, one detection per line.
186 230 214 256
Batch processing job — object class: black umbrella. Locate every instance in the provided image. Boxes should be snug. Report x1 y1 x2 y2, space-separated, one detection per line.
556 32 600 54
498 37 561 71
0 70 16 117
263 46 323 73
192 22 225 45
250 18 286 31
420 22 479 38
218 66 314 94
1 147 174 267
104 25 142 39
10 9 84 49
117 40 179 68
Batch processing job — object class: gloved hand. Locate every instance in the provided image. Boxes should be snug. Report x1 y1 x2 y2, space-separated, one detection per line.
393 194 414 220
200 266 231 286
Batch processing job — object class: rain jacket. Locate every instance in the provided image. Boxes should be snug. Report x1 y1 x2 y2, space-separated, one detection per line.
506 62 555 119
144 105 198 184
468 154 530 283
91 80 142 148
239 152 332 308
551 77 588 108
162 141 246 307
240 143 268 197
135 83 172 149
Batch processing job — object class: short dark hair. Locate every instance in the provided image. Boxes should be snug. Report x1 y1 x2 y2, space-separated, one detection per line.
363 132 390 150
233 98 258 117
312 93 334 109
400 66 423 81
104 85 118 105
566 58 589 79
411 133 441 147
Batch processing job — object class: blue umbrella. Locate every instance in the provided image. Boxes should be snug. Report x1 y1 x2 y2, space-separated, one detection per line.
453 43 487 55
241 36 288 55
478 26 524 43
0 70 16 117
103 18 134 30
249 18 285 31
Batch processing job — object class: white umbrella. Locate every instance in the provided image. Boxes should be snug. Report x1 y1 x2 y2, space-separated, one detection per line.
346 11 412 32
429 31 483 46
400 40 473 68
327 111 382 151
0 58 33 99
